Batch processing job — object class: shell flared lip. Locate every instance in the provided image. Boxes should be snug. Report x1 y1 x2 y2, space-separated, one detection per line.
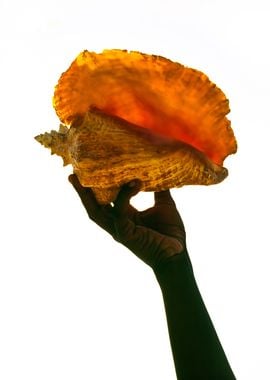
53 49 237 167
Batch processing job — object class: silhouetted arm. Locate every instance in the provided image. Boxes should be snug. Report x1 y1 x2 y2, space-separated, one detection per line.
69 174 236 379
154 252 236 379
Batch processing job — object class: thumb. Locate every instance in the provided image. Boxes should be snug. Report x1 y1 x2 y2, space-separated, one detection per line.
154 190 175 205
68 174 99 217
113 180 141 215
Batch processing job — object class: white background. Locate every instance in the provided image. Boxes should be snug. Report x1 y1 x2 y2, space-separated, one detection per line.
0 0 269 379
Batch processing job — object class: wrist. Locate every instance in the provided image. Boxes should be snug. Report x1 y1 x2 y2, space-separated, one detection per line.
153 249 193 283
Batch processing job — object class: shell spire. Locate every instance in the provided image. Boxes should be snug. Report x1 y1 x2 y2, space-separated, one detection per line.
35 124 71 166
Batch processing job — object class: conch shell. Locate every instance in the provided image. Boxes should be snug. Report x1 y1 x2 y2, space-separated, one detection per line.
35 49 237 204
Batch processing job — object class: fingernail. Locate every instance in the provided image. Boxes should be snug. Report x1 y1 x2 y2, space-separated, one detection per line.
68 174 79 188
68 174 74 184
128 181 136 187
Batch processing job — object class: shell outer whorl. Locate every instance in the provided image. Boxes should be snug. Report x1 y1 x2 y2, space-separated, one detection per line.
69 110 228 203
35 109 229 204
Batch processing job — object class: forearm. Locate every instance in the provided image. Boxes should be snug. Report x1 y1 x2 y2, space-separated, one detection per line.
154 252 236 380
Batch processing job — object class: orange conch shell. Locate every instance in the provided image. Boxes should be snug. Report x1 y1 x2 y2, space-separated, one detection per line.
35 49 237 204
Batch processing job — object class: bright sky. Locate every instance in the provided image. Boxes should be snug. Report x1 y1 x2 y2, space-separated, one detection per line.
1 0 269 379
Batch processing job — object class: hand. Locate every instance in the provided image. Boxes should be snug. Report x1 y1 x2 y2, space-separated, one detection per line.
69 174 186 269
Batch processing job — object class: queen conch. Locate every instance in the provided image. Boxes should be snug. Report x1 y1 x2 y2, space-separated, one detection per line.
35 49 237 204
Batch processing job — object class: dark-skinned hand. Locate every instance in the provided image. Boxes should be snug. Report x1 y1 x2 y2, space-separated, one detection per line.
68 174 186 269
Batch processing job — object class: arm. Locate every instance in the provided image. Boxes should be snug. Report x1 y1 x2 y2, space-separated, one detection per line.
69 174 236 380
154 254 235 379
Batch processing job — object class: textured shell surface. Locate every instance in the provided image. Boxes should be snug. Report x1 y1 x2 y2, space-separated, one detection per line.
36 109 228 204
36 49 237 204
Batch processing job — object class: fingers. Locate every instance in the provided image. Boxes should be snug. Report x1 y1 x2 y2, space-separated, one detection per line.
154 190 175 205
69 175 143 237
153 190 185 235
113 180 141 215
68 174 100 218
68 174 116 234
